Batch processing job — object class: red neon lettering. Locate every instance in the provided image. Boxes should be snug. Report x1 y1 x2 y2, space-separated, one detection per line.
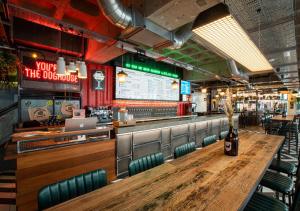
24 61 78 83
52 73 57 81
36 70 41 79
24 67 31 77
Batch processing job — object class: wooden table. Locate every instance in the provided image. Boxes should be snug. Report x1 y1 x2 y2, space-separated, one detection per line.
272 115 294 122
48 131 284 211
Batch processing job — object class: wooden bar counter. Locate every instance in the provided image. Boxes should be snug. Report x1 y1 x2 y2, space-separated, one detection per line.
48 131 284 211
16 139 116 211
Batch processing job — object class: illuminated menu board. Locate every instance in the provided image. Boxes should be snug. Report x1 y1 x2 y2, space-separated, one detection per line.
116 67 179 101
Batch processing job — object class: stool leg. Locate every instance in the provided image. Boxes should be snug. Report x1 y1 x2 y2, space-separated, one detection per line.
288 193 292 207
282 193 286 204
288 131 291 153
296 133 298 154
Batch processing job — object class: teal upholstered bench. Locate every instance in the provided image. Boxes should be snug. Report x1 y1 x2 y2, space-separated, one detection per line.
38 169 107 210
203 135 217 147
174 142 196 158
129 152 164 176
219 131 228 140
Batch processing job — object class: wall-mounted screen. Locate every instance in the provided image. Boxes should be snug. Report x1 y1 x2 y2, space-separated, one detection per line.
115 67 179 101
181 80 191 95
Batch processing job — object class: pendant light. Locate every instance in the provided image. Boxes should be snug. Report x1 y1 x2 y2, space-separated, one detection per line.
56 57 66 75
78 61 87 79
118 53 128 83
76 61 81 71
171 80 179 89
117 70 128 83
201 88 207 94
56 25 66 76
67 61 76 73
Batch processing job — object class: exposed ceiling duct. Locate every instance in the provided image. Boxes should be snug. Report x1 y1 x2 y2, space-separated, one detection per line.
227 59 249 83
97 0 133 29
97 0 192 49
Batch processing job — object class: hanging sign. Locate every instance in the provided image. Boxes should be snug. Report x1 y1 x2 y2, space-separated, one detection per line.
92 70 105 90
22 57 79 84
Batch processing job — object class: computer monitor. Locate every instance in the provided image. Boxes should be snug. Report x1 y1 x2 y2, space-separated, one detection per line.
64 117 97 132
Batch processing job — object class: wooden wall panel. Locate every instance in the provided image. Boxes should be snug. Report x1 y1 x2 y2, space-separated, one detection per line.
16 140 116 211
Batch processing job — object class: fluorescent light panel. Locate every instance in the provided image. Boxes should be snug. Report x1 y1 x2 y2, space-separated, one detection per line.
193 15 272 72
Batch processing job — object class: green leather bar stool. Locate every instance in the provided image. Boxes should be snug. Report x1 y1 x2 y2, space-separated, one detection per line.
174 142 196 158
244 192 289 211
202 135 217 147
269 159 297 178
38 169 107 210
260 170 294 206
245 174 300 211
128 152 164 176
219 131 228 140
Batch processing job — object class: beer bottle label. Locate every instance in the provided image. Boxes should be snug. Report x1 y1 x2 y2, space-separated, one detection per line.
225 142 232 151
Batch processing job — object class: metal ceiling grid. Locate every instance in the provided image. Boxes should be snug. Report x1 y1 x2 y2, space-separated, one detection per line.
226 0 298 88
154 40 226 69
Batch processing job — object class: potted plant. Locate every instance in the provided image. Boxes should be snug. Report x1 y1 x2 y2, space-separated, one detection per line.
0 51 19 89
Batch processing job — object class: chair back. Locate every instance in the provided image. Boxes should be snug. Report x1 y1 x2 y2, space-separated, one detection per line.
203 135 217 147
128 152 164 176
174 142 196 158
38 169 107 210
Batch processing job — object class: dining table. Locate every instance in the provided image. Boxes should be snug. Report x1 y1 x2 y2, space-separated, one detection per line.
271 115 295 122
47 131 284 211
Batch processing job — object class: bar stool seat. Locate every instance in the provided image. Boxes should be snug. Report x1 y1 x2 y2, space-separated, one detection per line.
202 135 217 147
260 171 293 194
269 159 297 176
128 152 164 176
244 192 288 211
174 142 196 158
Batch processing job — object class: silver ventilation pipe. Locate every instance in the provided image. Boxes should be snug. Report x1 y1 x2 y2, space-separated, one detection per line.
171 23 193 49
97 0 133 29
228 59 249 83
97 0 192 49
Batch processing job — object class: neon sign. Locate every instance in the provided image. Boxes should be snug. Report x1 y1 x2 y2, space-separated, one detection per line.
23 60 79 83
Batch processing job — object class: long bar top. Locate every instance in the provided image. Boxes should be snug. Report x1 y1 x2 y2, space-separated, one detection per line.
48 131 284 211
115 114 235 134
11 126 113 142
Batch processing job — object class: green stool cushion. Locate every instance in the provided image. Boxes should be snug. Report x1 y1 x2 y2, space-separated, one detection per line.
203 135 217 147
38 169 107 210
128 152 164 176
244 192 288 211
174 142 196 158
219 131 228 140
260 171 293 194
269 159 297 175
